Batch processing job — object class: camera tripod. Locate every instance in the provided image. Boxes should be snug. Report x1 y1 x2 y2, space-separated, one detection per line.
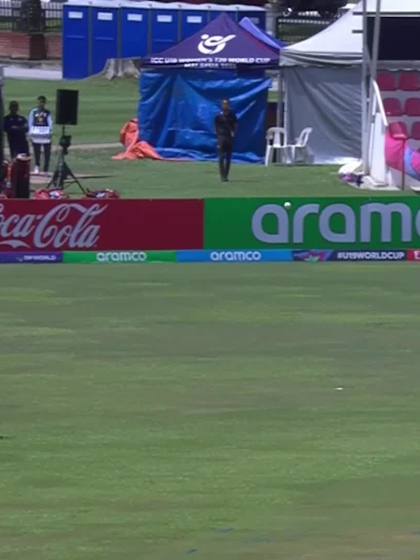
48 125 86 194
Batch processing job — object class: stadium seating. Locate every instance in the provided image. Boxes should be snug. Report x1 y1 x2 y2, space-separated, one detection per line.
382 72 420 185
379 75 420 134
383 98 404 117
404 98 420 116
411 122 420 140
377 71 398 91
399 72 420 91
408 123 420 151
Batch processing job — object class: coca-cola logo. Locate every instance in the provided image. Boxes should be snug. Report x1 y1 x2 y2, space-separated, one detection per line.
0 202 108 249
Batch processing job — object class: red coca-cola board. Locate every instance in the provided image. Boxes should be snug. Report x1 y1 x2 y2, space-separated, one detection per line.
0 199 204 251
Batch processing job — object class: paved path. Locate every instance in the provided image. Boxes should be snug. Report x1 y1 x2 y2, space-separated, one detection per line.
3 66 62 81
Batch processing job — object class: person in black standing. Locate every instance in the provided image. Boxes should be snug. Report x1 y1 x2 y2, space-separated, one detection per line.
3 101 29 159
215 99 237 182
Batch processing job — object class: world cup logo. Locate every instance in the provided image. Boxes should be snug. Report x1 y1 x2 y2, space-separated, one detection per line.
197 34 236 55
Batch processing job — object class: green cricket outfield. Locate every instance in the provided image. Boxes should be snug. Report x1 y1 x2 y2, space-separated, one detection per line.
1 78 419 560
1 264 420 560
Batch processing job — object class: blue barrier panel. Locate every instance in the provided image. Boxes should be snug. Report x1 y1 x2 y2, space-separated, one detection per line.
0 253 63 264
180 9 208 40
63 4 91 79
92 6 119 74
151 8 179 53
121 6 150 57
176 250 293 263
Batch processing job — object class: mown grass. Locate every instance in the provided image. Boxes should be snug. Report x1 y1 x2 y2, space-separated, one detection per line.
60 148 412 199
1 264 420 559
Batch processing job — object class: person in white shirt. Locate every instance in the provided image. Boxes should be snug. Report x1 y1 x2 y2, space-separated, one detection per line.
28 95 53 174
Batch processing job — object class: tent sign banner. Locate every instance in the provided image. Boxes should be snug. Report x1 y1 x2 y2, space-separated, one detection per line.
148 56 273 69
143 14 279 69
204 197 420 250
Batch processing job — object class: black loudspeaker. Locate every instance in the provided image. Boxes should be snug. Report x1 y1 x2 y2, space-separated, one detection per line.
56 89 79 126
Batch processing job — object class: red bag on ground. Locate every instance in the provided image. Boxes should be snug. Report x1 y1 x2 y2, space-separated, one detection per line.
85 188 120 199
35 189 70 200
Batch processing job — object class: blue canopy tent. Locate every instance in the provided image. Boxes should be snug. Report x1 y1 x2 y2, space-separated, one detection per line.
139 14 280 162
239 17 286 50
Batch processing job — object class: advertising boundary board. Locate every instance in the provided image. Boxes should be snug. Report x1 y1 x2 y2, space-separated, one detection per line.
0 252 63 264
4 196 420 259
292 250 408 262
0 199 204 252
176 250 293 262
63 251 178 263
204 197 420 250
0 250 416 264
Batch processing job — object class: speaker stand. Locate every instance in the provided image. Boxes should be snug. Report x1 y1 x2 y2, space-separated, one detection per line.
48 125 86 194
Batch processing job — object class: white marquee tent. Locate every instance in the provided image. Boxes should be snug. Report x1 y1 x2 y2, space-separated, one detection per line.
280 6 363 164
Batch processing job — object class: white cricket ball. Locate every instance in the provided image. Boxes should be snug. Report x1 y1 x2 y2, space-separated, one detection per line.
284 201 292 210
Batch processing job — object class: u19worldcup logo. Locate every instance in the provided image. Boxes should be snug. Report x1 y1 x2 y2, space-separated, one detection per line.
197 34 236 55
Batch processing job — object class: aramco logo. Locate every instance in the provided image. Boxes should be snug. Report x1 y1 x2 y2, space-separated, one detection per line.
197 34 236 55
251 202 420 244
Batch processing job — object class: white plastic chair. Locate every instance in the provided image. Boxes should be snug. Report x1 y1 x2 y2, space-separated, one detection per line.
264 127 287 166
288 127 313 164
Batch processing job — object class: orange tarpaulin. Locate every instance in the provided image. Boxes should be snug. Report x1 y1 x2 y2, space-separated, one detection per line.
112 118 163 161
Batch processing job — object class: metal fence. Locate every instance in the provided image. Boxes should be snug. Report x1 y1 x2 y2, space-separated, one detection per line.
0 0 63 32
277 11 339 45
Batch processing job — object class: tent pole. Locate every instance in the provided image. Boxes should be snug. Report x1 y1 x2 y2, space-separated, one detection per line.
361 0 368 174
370 0 382 85
283 74 288 145
276 69 282 127
365 0 382 175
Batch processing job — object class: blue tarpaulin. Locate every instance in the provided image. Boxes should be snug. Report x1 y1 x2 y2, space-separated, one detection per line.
139 14 280 162
140 69 271 162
